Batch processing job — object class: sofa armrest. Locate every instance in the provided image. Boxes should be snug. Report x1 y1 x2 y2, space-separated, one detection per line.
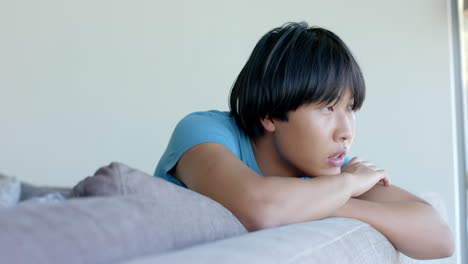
121 217 399 264
123 192 454 264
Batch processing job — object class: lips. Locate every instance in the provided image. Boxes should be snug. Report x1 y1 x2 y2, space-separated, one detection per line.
328 150 347 167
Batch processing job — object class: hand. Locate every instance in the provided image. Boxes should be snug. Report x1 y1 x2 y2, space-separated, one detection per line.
341 157 391 197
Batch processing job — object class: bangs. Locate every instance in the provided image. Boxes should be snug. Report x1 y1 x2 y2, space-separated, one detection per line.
307 48 366 111
264 26 366 120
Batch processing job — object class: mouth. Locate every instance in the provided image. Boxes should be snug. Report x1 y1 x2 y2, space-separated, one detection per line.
330 154 344 159
327 150 347 167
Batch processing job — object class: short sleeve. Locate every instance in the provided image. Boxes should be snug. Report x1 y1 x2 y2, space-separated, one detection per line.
343 156 351 167
154 111 239 187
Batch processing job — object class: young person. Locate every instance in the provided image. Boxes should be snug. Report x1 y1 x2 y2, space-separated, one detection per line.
154 22 454 259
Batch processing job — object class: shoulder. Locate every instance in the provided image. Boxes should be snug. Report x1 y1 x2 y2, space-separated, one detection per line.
155 110 244 185
179 110 235 130
173 110 239 144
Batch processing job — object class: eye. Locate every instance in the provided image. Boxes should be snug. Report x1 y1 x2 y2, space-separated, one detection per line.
347 100 356 111
322 106 334 112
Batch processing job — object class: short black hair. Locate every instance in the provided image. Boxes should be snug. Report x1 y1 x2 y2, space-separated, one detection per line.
229 22 365 139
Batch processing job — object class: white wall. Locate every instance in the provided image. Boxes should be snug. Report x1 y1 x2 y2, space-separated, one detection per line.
0 0 463 261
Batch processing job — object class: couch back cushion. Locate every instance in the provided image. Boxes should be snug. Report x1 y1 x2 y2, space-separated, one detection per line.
0 162 247 264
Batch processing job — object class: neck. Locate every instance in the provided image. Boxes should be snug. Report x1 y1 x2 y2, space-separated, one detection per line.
250 133 303 178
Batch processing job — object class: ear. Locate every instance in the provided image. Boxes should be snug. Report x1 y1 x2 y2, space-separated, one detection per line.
260 115 276 133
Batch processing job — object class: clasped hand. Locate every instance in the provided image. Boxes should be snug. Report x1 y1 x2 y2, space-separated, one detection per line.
341 157 391 197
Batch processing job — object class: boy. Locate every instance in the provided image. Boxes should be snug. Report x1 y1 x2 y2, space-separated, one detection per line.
155 22 454 259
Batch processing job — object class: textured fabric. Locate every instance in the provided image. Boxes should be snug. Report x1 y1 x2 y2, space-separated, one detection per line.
0 172 71 206
19 191 68 205
121 217 399 264
19 181 70 201
71 161 218 197
0 163 247 264
154 110 262 187
0 162 452 264
0 173 20 207
120 192 453 264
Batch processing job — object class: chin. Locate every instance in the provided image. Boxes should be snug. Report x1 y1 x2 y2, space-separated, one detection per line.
302 166 341 177
321 167 342 176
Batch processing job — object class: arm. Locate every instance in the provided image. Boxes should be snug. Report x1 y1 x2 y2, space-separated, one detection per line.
175 144 390 231
174 142 354 231
331 186 455 259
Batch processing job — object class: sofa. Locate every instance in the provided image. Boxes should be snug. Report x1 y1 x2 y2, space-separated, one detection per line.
0 162 454 264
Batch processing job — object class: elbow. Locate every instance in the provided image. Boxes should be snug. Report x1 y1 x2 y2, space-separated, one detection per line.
240 204 280 232
235 195 285 232
232 183 286 232
410 224 455 260
436 226 455 258
440 243 455 259
243 219 273 232
428 237 455 259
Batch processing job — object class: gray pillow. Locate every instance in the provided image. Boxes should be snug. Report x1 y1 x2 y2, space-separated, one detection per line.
0 162 247 264
71 161 181 197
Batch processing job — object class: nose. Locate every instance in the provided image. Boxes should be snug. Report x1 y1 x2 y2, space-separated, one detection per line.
334 112 354 144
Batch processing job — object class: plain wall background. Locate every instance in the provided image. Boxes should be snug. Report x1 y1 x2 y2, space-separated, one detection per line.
0 0 464 261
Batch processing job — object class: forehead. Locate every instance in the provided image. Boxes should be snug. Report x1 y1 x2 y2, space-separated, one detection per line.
328 87 354 105
342 88 354 101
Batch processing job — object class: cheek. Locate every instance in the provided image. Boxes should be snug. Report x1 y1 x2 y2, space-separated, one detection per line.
276 118 323 148
274 120 328 163
349 117 357 145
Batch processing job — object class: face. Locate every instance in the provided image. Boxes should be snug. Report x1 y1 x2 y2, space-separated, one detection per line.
270 89 356 177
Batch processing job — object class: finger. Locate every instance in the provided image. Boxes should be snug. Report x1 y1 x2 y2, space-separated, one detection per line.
384 179 390 187
359 161 374 167
358 163 379 171
386 176 391 186
382 175 391 187
348 157 360 164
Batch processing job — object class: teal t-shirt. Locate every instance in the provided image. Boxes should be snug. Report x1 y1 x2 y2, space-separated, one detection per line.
154 110 262 188
154 110 350 187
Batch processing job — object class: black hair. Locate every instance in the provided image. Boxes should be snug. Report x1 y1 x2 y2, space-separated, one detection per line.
229 22 365 139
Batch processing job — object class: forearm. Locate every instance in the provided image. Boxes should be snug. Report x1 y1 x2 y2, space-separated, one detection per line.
332 198 454 259
259 174 352 227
